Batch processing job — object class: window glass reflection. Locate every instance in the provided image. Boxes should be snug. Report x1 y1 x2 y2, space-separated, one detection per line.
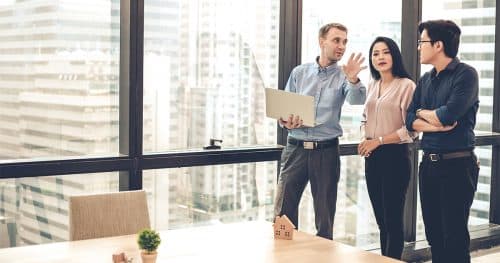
301 0 402 247
422 0 495 132
416 0 496 240
143 162 277 229
143 0 280 151
302 0 402 143
0 1 120 160
0 172 119 248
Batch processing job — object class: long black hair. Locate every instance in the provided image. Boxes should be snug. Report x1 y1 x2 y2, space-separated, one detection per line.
368 36 411 80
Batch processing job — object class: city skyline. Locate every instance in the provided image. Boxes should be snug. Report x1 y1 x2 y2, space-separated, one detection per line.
0 0 496 251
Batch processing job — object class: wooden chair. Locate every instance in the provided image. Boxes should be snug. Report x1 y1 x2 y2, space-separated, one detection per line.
69 190 150 241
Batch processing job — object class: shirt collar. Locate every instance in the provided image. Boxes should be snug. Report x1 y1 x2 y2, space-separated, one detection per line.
315 56 339 73
431 57 460 77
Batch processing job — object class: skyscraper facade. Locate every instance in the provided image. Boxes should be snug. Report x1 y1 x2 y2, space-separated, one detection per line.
0 0 280 246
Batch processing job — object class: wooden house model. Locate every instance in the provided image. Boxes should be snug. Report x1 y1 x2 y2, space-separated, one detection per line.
273 215 295 240
112 252 128 263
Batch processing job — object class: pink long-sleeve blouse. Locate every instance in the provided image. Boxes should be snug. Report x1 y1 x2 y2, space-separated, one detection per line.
362 77 417 143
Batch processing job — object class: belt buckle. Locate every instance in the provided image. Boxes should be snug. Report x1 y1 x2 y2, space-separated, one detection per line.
429 153 439 162
303 141 315 149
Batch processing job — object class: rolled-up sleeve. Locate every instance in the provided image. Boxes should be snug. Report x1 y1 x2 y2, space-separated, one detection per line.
397 81 417 141
405 79 422 132
435 67 479 125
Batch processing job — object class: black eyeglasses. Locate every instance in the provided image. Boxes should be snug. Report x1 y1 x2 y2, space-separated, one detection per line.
417 40 433 46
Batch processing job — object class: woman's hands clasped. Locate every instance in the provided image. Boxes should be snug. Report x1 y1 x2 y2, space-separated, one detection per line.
357 138 381 157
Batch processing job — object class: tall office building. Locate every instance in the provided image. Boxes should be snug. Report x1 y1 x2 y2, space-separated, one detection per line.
421 0 496 226
299 0 495 245
299 8 402 243
1 0 492 250
153 0 279 227
0 0 123 245
0 0 280 246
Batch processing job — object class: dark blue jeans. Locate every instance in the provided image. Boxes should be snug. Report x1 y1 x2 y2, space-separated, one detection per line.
419 153 479 263
365 144 410 260
274 140 340 240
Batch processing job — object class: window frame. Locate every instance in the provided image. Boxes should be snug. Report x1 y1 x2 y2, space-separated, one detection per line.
0 0 500 259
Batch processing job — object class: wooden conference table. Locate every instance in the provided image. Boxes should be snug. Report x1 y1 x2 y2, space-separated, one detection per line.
0 221 402 263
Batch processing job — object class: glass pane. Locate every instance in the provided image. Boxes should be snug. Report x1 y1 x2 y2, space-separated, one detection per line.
143 162 277 229
422 0 495 132
419 0 495 241
143 0 280 152
416 146 492 241
0 1 120 161
0 172 119 248
302 0 402 143
296 155 377 247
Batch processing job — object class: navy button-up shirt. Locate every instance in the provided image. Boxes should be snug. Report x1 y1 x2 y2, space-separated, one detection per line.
406 58 479 153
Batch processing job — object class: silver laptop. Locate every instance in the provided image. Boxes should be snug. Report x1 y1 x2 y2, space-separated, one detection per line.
265 88 317 127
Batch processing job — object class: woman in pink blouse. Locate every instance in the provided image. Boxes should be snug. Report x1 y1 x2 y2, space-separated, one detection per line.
357 36 416 260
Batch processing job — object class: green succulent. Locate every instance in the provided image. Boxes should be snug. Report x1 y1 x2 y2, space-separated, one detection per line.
137 228 161 253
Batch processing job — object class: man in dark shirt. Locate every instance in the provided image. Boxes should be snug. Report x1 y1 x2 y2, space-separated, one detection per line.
406 20 480 263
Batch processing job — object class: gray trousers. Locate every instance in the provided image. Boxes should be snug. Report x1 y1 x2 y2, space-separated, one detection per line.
274 140 340 240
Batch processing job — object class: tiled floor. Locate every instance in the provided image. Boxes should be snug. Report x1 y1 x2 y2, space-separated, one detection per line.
470 246 500 263
424 246 500 263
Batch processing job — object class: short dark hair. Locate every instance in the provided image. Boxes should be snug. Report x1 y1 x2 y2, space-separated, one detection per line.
368 36 411 80
318 23 348 38
418 19 461 58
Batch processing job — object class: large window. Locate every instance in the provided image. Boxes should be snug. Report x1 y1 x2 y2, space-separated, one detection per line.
422 0 495 133
302 0 402 143
295 156 376 247
143 0 280 152
143 162 277 230
0 172 119 248
0 0 120 161
300 0 402 246
0 1 499 259
417 0 496 240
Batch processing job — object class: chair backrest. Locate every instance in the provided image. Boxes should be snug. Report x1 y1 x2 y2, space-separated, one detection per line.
69 190 150 241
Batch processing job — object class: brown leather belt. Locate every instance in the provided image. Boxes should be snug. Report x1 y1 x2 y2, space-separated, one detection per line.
423 151 472 162
288 137 339 150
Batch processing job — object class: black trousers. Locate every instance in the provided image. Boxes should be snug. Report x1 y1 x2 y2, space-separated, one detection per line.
419 153 479 263
274 140 340 240
365 144 410 260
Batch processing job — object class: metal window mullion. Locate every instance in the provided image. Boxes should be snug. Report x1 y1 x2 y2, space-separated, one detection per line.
489 0 500 224
401 0 422 242
277 0 302 147
276 0 302 180
119 0 144 191
0 157 133 179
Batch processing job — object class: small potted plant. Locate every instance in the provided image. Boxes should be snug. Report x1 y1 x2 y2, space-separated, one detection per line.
137 228 161 263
